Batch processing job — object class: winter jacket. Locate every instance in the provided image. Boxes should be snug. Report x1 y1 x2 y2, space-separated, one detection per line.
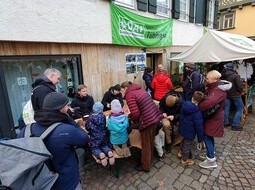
70 94 94 119
182 70 201 95
18 110 89 190
124 83 163 131
101 86 124 111
221 69 243 98
108 113 129 145
85 113 110 149
199 80 232 137
143 73 153 92
179 101 203 142
159 90 183 123
151 73 173 100
31 77 56 111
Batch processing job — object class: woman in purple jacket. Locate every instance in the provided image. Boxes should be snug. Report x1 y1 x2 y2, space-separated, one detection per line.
198 70 232 169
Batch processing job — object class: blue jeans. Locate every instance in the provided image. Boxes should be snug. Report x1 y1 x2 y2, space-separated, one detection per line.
203 135 215 159
224 97 243 127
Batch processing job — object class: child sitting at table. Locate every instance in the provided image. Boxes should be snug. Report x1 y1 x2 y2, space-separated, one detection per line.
108 99 131 157
85 101 115 166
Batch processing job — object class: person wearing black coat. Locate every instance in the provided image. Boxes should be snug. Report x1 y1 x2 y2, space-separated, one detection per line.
70 85 94 119
221 63 244 131
159 90 183 152
142 67 154 97
101 84 124 111
31 68 61 111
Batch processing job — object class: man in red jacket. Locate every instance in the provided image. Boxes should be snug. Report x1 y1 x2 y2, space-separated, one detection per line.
151 69 173 101
121 81 163 172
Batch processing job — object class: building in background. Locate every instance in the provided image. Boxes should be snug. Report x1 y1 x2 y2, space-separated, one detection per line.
0 0 218 137
217 0 255 40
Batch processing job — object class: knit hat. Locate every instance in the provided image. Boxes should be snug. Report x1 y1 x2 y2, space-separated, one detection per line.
224 62 234 70
113 84 121 91
111 99 122 114
165 95 178 107
43 92 69 110
93 102 104 114
186 63 196 69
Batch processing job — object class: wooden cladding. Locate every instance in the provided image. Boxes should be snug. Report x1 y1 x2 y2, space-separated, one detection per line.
0 42 152 101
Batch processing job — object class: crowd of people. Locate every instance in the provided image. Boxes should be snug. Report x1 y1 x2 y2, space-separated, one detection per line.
17 62 245 189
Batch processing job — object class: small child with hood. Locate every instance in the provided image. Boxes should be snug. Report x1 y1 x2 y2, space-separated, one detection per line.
178 91 205 166
107 99 131 157
85 101 115 166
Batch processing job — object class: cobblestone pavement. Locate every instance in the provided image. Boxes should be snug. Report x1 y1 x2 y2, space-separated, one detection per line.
80 115 255 190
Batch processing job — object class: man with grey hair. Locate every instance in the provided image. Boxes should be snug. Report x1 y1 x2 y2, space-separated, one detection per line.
31 68 62 111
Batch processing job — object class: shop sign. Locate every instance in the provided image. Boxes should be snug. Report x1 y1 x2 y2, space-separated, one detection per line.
111 3 173 47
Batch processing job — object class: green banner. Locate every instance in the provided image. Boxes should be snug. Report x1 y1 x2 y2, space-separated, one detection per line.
111 4 173 47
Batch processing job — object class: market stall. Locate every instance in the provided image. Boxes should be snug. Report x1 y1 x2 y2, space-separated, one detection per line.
170 29 255 115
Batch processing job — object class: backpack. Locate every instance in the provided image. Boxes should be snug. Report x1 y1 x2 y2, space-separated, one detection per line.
0 122 61 190
22 85 41 125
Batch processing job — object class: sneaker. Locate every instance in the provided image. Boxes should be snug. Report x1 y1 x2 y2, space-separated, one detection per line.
199 159 217 169
177 151 182 159
181 159 195 166
231 126 243 131
199 152 207 160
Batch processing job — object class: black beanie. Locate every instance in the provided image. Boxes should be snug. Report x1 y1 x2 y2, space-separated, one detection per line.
43 92 69 110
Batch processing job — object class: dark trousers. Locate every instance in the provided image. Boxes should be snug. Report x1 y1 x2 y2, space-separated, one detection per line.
180 138 193 160
140 124 157 171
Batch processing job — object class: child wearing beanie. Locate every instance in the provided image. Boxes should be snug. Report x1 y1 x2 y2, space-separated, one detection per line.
85 102 115 166
108 99 131 157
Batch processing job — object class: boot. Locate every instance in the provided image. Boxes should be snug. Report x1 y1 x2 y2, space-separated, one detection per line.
181 159 195 166
122 143 131 157
199 157 218 169
165 143 171 153
113 145 124 156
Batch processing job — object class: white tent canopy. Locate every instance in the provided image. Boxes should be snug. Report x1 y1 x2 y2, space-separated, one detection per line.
170 30 255 63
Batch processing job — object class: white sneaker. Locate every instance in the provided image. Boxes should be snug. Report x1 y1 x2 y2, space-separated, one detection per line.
199 157 218 169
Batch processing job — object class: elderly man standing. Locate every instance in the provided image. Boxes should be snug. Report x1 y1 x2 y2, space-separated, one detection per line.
31 68 61 111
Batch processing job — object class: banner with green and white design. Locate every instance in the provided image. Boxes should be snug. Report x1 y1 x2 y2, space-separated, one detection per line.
111 3 173 47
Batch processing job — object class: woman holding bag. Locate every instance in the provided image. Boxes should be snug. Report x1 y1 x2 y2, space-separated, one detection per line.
198 70 232 169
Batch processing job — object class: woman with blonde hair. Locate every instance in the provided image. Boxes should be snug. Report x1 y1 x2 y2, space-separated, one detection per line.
198 70 232 169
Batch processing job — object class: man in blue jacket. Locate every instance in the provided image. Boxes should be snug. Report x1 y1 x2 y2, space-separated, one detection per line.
19 92 89 190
